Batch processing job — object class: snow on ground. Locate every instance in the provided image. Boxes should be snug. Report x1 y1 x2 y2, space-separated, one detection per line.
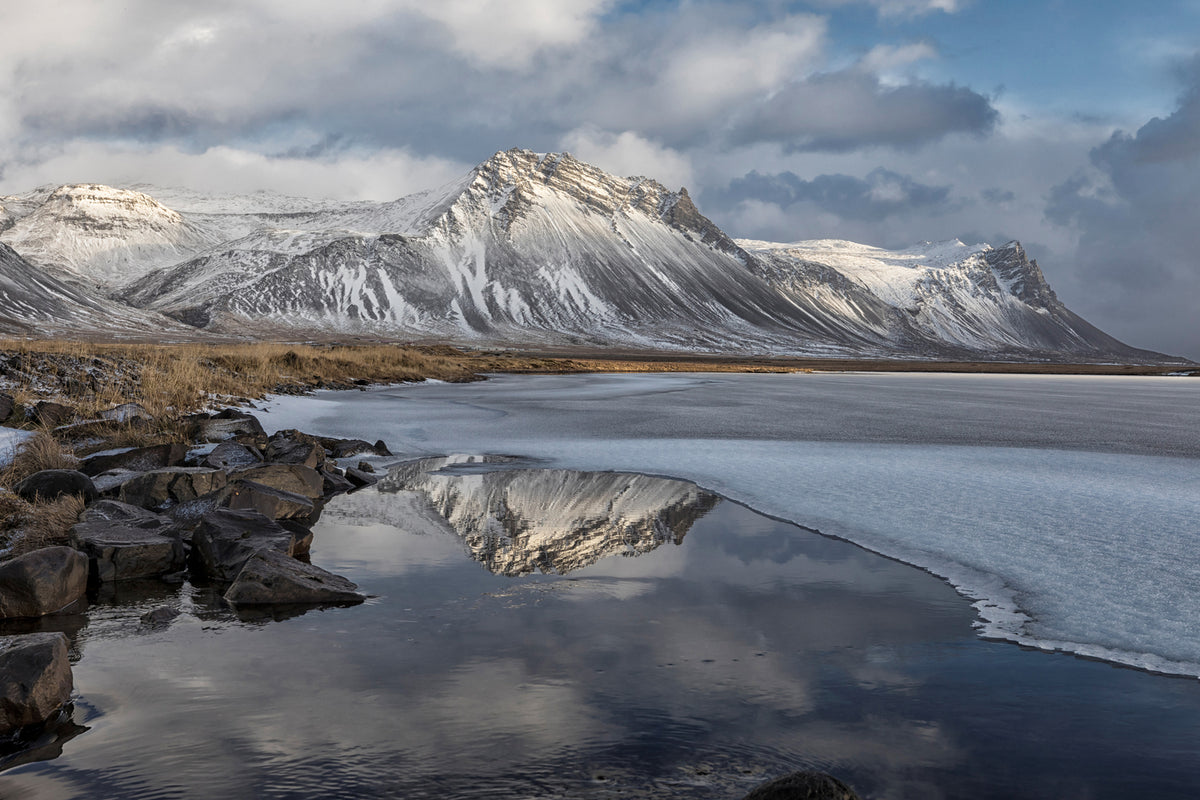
261 371 1200 678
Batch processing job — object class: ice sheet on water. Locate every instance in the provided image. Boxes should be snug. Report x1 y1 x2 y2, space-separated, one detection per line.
0 427 35 467
262 372 1200 677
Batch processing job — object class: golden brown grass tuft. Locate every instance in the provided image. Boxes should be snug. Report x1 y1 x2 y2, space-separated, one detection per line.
0 494 85 556
0 432 79 489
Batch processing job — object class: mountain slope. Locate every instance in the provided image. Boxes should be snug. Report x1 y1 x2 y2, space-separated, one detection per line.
0 149 1180 361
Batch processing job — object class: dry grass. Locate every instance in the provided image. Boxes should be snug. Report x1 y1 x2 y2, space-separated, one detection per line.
0 432 79 488
0 493 85 556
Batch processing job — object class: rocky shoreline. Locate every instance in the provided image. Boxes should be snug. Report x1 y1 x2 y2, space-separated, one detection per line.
0 398 395 748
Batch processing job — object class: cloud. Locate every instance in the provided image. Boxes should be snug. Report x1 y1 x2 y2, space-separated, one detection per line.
559 128 695 189
808 0 965 18
715 168 951 222
1044 56 1200 358
730 70 998 152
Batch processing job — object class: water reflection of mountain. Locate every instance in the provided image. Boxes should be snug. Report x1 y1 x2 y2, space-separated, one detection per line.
379 457 721 576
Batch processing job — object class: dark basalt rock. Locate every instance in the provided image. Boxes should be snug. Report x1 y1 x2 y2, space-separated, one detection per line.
81 443 187 477
325 438 392 458
229 463 324 501
196 412 266 443
0 393 13 424
344 467 378 489
202 441 263 470
119 467 228 511
0 548 88 619
70 513 185 583
320 468 355 495
13 470 97 503
264 433 325 469
221 480 316 521
741 771 862 800
189 509 298 582
98 402 153 424
223 549 363 607
0 633 73 736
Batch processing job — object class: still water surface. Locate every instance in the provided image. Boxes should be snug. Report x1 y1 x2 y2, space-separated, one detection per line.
3 455 1200 798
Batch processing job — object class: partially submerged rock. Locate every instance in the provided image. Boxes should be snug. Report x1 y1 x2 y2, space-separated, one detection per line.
265 431 326 469
119 467 228 511
344 467 378 489
0 548 88 619
221 480 316 520
190 509 298 582
223 549 363 607
230 464 323 501
70 512 185 583
0 633 73 736
13 470 97 503
741 771 862 800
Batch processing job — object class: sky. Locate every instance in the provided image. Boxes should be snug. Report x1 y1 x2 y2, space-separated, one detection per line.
0 0 1197 358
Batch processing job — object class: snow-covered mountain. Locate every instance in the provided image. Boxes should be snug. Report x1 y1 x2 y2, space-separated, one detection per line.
0 149 1179 361
378 456 720 576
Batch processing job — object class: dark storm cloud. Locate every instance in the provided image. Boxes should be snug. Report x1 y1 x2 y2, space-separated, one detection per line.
712 168 951 222
729 71 998 152
1045 57 1200 359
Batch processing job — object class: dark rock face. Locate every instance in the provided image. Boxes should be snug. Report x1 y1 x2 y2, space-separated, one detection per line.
221 480 316 520
0 548 88 619
344 467 378 489
196 413 266 443
223 549 363 607
320 468 355 495
98 402 153 424
202 441 262 470
29 402 74 428
70 513 185 582
0 393 13 424
326 438 391 459
81 443 186 477
264 434 324 469
741 771 861 800
118 467 228 510
229 464 324 501
189 509 298 582
13 470 97 503
0 633 73 736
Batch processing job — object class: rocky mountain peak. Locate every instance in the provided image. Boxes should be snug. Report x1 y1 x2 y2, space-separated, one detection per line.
39 184 186 229
984 240 1059 308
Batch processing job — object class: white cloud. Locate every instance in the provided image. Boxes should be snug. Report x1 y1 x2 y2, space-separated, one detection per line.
0 143 469 201
559 128 695 189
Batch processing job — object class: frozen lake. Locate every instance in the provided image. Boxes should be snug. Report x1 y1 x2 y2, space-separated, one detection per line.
262 371 1200 676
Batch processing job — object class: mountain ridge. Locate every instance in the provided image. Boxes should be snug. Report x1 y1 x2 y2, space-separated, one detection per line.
0 148 1186 363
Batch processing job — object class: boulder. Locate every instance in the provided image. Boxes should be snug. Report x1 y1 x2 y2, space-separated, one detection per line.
90 469 141 496
140 606 181 626
0 393 13 424
741 772 862 800
81 443 187 477
196 412 266 443
356 461 375 474
222 480 315 520
98 402 153 424
344 467 378 489
264 436 325 469
13 470 97 503
0 633 73 736
202 441 262 471
223 549 364 606
0 547 88 619
119 467 228 511
320 468 355 495
29 401 74 428
70 513 185 583
80 499 163 525
190 509 298 582
229 464 323 501
324 438 392 458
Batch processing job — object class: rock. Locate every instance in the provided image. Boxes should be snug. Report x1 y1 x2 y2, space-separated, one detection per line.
265 431 326 469
373 440 393 457
81 443 187 477
29 401 74 427
223 549 364 606
222 480 316 520
741 771 862 800
13 470 97 503
320 468 355 495
0 633 73 736
229 464 323 501
119 467 228 511
190 509 298 582
0 547 88 619
196 412 266 443
90 469 141 496
0 393 13 424
276 520 315 555
140 606 181 626
80 499 163 525
70 513 185 583
98 402 153 424
344 467 378 489
202 441 262 470
356 461 375 474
